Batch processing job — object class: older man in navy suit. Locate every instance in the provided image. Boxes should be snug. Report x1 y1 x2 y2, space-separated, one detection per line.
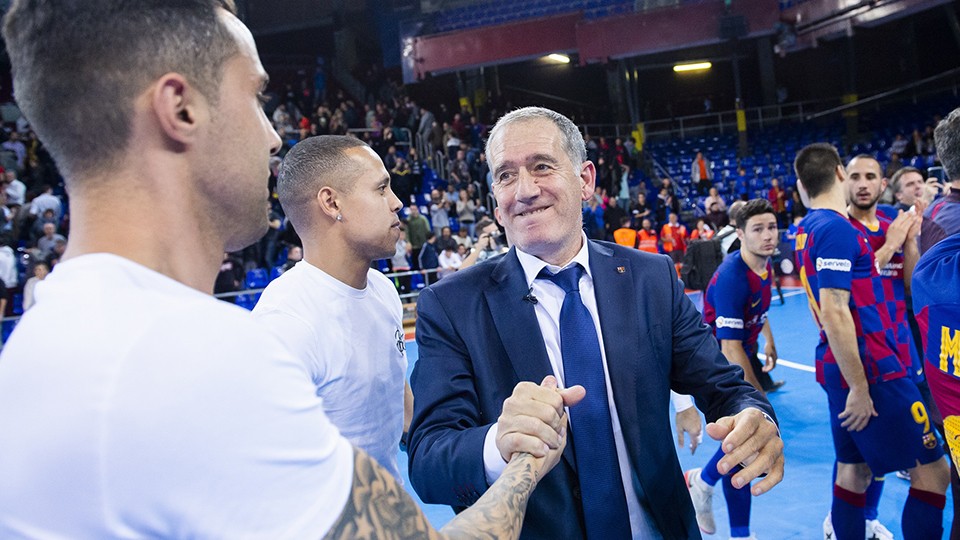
407 107 784 539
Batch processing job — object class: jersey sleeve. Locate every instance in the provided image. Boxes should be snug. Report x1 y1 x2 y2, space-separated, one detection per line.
711 267 749 341
813 223 861 291
255 308 326 387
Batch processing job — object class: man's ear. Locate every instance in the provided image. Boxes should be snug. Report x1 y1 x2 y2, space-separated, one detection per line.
151 73 208 146
317 185 341 221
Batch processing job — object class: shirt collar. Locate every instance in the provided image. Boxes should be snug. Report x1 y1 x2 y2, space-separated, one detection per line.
515 232 592 289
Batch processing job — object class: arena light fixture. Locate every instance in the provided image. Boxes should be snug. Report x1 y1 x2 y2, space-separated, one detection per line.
673 61 712 73
546 53 570 64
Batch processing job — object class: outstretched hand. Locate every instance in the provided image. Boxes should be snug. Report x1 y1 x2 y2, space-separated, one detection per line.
705 408 784 495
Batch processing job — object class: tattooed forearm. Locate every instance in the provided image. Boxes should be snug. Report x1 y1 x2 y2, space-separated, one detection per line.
323 448 539 540
438 452 538 539
324 448 442 540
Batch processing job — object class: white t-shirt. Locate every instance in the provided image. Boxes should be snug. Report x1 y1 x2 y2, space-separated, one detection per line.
0 254 353 539
254 261 408 481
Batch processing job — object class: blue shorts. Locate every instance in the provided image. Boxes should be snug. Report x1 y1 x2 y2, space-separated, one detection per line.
823 377 944 474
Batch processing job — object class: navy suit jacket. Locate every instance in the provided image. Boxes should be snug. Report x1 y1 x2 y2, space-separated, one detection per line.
408 240 775 540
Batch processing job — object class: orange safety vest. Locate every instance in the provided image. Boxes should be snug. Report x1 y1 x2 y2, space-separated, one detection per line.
613 227 638 248
637 230 659 253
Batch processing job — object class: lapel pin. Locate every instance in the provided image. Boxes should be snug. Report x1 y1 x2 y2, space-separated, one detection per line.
617 266 626 274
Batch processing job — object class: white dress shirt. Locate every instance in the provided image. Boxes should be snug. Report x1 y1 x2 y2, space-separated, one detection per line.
482 234 662 539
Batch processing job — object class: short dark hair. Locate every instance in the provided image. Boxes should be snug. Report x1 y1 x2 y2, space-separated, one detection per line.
794 143 842 199
935 107 960 181
889 166 923 195
476 217 496 231
735 199 776 229
277 135 370 230
2 0 239 179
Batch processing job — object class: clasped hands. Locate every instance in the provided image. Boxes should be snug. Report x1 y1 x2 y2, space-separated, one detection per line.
495 378 784 495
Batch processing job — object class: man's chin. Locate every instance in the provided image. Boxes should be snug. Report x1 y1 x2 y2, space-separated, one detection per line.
224 220 269 253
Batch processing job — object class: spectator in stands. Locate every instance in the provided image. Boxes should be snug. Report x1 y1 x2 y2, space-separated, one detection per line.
734 167 750 200
454 227 473 250
390 225 412 294
690 218 715 240
692 151 714 195
705 186 726 214
390 155 412 205
705 200 727 232
637 218 659 253
29 184 61 223
260 201 283 269
468 115 486 148
455 188 476 238
767 177 787 228
214 252 245 305
885 152 904 178
437 243 462 278
417 106 435 145
429 189 450 231
405 204 430 270
889 133 908 156
407 147 423 199
436 226 457 253
21 261 48 311
2 132 27 171
474 151 491 198
612 216 637 248
36 221 64 259
630 191 652 228
443 123 460 161
889 166 924 212
448 149 470 189
3 170 26 206
660 212 688 264
922 107 960 253
458 218 503 270
418 231 440 285
45 237 67 269
603 196 627 241
30 208 57 242
583 196 604 240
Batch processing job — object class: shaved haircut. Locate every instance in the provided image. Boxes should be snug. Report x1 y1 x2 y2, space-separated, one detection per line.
276 135 370 228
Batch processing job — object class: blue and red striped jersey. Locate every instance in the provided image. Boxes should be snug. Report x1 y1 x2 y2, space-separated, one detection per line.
795 208 906 388
703 250 772 354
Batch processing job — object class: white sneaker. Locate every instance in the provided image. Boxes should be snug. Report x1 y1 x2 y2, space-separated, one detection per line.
685 467 716 535
823 512 895 540
865 519 894 540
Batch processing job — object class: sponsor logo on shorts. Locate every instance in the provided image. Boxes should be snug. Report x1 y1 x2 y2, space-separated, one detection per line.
816 257 851 272
716 317 744 329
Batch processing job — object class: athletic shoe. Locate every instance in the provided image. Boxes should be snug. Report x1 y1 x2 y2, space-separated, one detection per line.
865 519 894 540
823 512 894 540
895 470 911 481
685 467 716 534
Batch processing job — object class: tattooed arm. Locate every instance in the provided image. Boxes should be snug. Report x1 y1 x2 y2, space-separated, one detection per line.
324 446 551 540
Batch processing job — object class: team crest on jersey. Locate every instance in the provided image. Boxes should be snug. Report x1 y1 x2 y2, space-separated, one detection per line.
816 257 851 272
923 432 938 450
395 328 405 354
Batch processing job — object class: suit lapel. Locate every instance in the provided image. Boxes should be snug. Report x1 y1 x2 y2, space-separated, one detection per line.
485 248 577 471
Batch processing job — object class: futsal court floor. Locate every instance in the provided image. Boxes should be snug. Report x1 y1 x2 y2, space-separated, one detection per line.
397 287 955 539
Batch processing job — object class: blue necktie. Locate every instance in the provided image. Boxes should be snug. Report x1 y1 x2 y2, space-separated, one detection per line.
539 265 631 539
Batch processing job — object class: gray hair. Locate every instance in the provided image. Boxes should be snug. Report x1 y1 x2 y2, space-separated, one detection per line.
485 107 587 169
935 107 960 181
